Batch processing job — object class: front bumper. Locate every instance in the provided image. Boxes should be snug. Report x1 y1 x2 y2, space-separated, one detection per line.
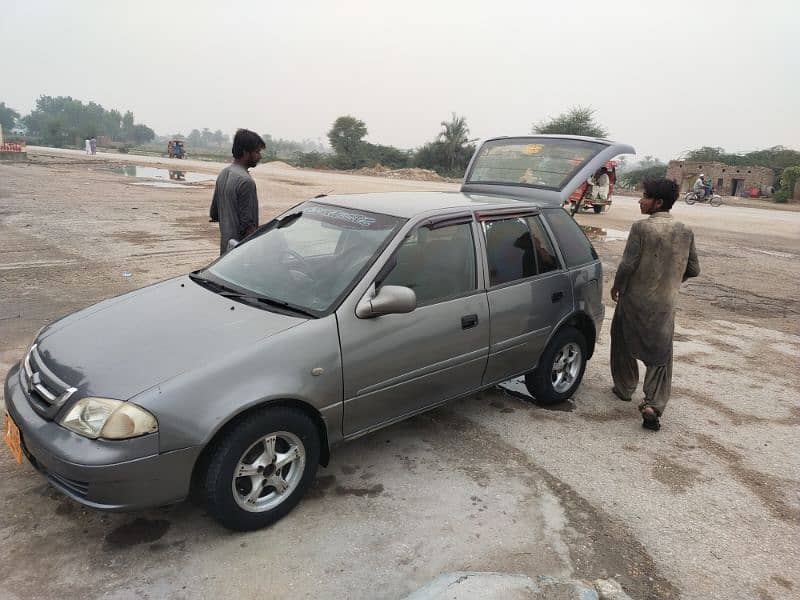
4 362 200 511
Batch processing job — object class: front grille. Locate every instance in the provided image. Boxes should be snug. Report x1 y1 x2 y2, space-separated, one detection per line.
20 344 77 419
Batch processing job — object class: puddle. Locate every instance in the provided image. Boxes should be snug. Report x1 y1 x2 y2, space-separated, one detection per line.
580 225 629 242
131 181 193 189
110 165 214 184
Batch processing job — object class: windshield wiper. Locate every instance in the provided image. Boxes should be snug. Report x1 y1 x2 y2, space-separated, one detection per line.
250 295 317 318
190 272 316 318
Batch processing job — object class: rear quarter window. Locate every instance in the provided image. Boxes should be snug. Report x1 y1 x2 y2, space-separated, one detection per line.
543 208 598 268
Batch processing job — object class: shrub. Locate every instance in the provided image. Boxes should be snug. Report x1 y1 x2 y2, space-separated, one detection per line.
774 165 800 203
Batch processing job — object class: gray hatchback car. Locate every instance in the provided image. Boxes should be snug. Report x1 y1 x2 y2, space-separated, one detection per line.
4 135 632 530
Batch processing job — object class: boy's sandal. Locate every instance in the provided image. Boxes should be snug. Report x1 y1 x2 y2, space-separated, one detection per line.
639 403 661 431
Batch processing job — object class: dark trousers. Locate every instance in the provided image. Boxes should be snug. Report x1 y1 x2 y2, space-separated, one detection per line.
610 313 673 415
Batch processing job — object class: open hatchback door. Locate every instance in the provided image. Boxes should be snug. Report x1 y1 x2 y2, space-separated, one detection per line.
461 135 635 207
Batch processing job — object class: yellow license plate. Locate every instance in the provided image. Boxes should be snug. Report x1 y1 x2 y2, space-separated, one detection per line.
4 413 23 465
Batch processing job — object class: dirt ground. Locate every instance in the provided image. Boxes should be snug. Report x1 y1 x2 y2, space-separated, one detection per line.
1 148 798 600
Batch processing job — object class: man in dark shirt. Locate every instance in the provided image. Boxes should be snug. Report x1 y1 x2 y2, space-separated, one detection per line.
210 129 266 255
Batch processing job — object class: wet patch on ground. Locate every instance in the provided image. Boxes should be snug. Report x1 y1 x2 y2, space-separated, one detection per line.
651 456 706 493
580 225 629 242
109 165 215 184
104 518 171 549
683 280 800 318
771 575 794 590
674 386 800 427
696 434 800 525
306 474 336 499
272 178 313 186
489 399 516 413
579 408 633 423
334 484 384 498
676 352 738 371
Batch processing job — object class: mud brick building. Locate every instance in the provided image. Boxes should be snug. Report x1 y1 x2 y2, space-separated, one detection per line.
666 160 775 196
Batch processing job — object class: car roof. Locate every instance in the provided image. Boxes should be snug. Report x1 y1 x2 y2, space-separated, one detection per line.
313 191 549 219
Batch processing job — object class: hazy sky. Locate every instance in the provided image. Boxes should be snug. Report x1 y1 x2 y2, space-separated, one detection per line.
3 0 797 161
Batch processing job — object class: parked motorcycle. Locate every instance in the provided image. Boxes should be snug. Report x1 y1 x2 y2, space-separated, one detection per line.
684 190 722 207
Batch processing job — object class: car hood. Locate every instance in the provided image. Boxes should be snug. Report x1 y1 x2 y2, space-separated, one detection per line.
36 275 305 400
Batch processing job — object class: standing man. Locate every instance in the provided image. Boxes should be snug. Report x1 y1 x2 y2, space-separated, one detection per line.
209 129 266 255
610 178 700 431
589 166 610 202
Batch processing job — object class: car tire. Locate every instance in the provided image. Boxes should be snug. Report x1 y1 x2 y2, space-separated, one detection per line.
202 407 320 531
525 326 587 404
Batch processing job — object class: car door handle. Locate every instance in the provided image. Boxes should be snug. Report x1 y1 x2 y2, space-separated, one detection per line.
551 291 564 303
461 314 479 329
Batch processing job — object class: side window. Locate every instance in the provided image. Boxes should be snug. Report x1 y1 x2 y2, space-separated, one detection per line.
483 218 536 286
543 208 598 268
526 216 560 274
381 223 476 306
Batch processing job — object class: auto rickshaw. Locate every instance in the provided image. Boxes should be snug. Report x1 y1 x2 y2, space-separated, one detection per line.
568 159 616 215
167 140 185 159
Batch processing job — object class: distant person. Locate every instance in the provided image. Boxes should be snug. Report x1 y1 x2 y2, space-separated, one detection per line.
90 137 97 155
693 174 706 198
209 129 266 255
85 138 91 155
588 166 610 202
609 178 700 431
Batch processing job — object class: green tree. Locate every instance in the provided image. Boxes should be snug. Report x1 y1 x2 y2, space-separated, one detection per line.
328 116 367 168
618 156 667 189
131 124 155 145
121 110 135 141
533 105 608 138
0 102 21 133
361 142 411 169
775 165 800 202
22 96 155 147
439 113 474 172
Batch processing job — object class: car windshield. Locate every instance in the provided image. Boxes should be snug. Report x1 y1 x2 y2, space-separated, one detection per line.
205 202 404 314
465 138 606 190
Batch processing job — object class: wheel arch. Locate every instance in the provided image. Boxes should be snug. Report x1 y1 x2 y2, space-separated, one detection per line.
189 397 331 495
549 311 597 360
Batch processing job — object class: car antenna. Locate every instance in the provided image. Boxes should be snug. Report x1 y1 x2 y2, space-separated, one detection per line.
314 189 334 198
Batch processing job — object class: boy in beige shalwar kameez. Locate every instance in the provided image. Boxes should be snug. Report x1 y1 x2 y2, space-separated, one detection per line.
610 178 700 431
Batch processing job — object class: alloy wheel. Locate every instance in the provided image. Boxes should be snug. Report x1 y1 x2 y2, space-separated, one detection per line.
231 431 306 512
550 342 583 393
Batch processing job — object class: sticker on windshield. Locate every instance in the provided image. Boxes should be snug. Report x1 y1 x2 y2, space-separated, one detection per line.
304 205 378 228
524 144 544 155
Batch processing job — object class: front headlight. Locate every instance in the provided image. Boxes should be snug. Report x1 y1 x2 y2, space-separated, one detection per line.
60 397 158 439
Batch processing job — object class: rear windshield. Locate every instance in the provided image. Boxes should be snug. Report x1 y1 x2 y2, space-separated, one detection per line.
465 138 606 191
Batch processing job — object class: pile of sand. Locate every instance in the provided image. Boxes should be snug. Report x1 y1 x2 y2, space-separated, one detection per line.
263 160 296 169
356 164 448 182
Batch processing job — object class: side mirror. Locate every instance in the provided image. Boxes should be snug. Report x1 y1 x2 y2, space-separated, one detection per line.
356 284 416 318
226 238 240 252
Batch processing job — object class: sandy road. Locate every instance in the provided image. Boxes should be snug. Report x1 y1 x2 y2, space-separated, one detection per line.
1 150 798 600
